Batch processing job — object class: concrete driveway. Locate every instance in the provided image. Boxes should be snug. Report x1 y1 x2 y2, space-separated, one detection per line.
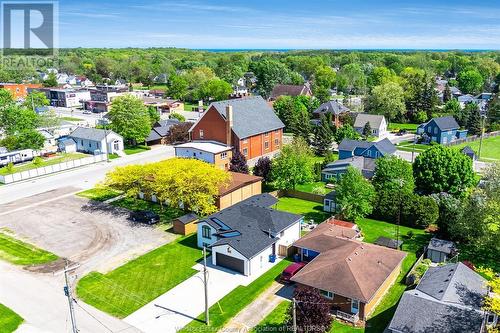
124 257 284 333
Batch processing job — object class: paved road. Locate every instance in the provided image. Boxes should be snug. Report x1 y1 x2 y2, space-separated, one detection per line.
0 145 175 205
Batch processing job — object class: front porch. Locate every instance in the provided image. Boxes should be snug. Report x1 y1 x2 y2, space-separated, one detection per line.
333 309 359 324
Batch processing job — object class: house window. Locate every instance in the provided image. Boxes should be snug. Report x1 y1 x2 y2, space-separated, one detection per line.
351 299 360 314
242 148 248 156
274 138 279 147
434 127 438 134
202 225 211 239
220 152 227 159
372 129 376 135
264 141 269 150
320 290 334 299
199 129 204 139
427 127 432 133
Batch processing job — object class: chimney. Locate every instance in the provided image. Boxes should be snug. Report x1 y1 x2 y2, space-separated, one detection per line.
226 105 233 146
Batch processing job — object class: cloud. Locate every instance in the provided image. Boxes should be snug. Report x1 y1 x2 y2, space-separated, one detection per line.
131 1 258 14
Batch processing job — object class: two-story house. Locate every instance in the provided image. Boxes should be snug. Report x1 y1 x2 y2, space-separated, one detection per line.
416 116 467 144
189 96 285 164
354 114 388 138
196 193 302 276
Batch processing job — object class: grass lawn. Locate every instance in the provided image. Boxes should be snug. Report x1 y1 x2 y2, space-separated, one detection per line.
252 300 290 332
295 181 330 195
388 123 418 133
0 153 88 175
453 135 500 161
76 234 202 318
179 259 292 333
275 197 329 224
60 116 83 121
76 188 123 202
0 231 58 266
0 303 23 333
184 102 201 111
395 140 431 153
124 145 151 155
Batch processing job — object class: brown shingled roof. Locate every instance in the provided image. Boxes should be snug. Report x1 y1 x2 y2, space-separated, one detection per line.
218 172 263 197
293 218 360 252
291 233 406 303
270 84 312 100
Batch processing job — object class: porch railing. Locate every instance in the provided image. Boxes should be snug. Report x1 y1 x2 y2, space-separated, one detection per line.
334 310 359 323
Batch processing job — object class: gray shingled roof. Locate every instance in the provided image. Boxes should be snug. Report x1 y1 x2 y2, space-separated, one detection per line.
374 138 397 155
313 101 349 115
176 213 199 225
389 263 487 333
203 194 302 259
338 138 396 156
209 96 285 139
237 193 278 208
431 116 460 131
354 113 385 129
69 127 121 141
428 238 455 254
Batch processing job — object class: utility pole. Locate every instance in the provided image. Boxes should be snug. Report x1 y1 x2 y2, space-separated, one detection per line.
203 246 209 325
411 134 416 163
478 115 486 160
292 298 297 333
64 261 79 333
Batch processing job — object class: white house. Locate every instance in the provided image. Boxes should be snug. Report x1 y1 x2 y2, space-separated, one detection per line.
354 114 387 138
174 141 232 170
68 127 124 155
196 194 302 276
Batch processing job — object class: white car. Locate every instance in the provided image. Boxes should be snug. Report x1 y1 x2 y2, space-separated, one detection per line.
82 110 92 115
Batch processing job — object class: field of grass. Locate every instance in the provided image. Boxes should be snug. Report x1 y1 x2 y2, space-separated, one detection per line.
0 304 23 333
76 234 202 318
388 123 419 133
395 140 431 153
453 135 500 161
76 188 123 202
179 259 292 333
295 182 330 195
60 116 83 121
0 231 58 266
124 145 151 155
184 102 201 111
0 153 88 175
275 197 329 224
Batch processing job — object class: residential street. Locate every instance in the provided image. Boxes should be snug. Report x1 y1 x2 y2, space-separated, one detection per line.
0 145 175 205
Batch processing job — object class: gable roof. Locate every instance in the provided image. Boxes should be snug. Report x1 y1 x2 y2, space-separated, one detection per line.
429 116 460 131
389 263 488 333
313 100 350 115
354 113 385 129
203 96 285 139
204 196 302 259
291 235 406 303
237 193 278 208
175 213 199 225
338 138 396 156
293 219 360 252
69 127 121 141
270 84 311 99
428 238 455 254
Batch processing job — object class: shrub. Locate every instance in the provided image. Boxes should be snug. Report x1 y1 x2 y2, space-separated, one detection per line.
32 156 43 166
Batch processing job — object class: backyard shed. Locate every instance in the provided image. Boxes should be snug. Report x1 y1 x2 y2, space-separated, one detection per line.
426 238 456 263
172 213 199 235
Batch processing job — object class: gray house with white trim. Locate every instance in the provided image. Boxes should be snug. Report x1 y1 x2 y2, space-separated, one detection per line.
68 127 124 155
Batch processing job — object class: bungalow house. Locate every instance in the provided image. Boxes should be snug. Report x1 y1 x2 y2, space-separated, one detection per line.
416 116 467 144
189 96 285 163
292 220 406 322
312 100 350 128
353 114 387 138
388 262 497 333
146 119 180 146
174 141 232 170
269 83 312 101
426 238 456 263
196 193 302 276
68 127 124 155
321 139 396 180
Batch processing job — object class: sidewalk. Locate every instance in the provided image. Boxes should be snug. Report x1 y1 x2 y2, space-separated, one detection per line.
220 282 294 332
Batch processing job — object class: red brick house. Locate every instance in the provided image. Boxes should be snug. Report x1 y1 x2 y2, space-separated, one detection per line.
189 96 285 161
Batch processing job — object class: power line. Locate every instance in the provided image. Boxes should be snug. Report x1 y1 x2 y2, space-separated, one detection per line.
73 301 114 333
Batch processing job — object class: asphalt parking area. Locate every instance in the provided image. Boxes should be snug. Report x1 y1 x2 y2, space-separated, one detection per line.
0 190 174 274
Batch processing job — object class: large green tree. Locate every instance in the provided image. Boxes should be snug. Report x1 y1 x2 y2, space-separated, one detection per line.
251 59 293 99
196 79 232 102
107 95 151 145
413 145 475 196
335 166 375 221
313 114 334 156
271 137 314 190
366 82 406 122
457 69 484 95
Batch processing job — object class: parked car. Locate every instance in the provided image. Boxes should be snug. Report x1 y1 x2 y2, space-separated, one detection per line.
129 210 160 225
83 110 92 114
396 129 408 136
280 262 306 283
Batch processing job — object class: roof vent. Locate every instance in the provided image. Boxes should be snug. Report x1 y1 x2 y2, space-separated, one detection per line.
377 260 382 265
438 289 444 293
355 252 358 256
444 279 449 282
348 258 352 261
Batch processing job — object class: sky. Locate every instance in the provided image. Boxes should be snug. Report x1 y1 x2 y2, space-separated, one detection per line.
55 0 500 49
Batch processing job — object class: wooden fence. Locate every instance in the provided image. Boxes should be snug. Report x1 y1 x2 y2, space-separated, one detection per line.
445 130 500 147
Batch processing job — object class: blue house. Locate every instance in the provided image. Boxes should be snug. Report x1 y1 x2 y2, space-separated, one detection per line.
338 138 396 160
416 116 467 144
322 139 396 181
